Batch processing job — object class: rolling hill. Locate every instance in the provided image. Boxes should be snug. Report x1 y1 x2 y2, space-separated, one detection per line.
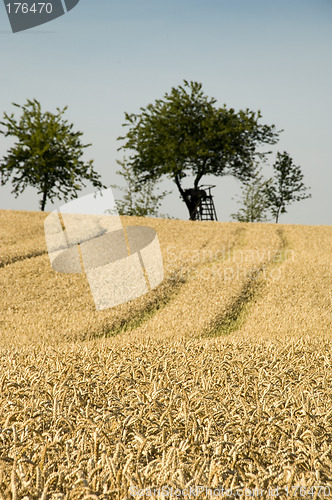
0 209 331 498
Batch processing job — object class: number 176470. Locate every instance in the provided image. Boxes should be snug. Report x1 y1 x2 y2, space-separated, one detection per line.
6 3 53 14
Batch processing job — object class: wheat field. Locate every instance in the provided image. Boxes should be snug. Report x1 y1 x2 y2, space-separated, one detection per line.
0 209 331 499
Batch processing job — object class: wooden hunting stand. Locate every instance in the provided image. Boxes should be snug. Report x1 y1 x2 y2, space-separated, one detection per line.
184 185 218 221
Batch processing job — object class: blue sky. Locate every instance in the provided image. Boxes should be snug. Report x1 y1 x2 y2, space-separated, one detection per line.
0 0 331 224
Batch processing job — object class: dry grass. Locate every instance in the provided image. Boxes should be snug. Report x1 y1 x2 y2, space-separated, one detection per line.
1 337 332 499
129 223 282 340
0 213 245 345
0 210 47 268
234 224 332 340
0 209 331 498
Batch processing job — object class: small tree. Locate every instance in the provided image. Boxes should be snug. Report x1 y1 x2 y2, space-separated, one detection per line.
267 151 311 223
110 159 171 218
0 99 105 211
231 165 272 222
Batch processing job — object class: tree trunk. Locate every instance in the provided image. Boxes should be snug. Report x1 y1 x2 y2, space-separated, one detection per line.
41 190 47 211
275 209 280 223
174 167 207 220
194 170 205 189
174 175 195 220
40 174 48 211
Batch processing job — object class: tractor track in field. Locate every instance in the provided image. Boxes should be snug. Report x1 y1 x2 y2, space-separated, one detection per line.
88 269 188 340
204 228 290 337
100 227 248 339
0 249 49 269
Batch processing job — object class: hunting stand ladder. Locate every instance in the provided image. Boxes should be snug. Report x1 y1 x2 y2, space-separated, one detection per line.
184 185 218 221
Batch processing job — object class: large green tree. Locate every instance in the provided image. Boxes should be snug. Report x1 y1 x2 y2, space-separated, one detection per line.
0 99 105 211
118 80 282 220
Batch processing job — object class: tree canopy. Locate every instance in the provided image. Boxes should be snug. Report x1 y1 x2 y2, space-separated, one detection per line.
110 158 170 218
231 152 311 223
0 99 105 211
267 151 311 223
118 80 282 220
231 165 272 223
